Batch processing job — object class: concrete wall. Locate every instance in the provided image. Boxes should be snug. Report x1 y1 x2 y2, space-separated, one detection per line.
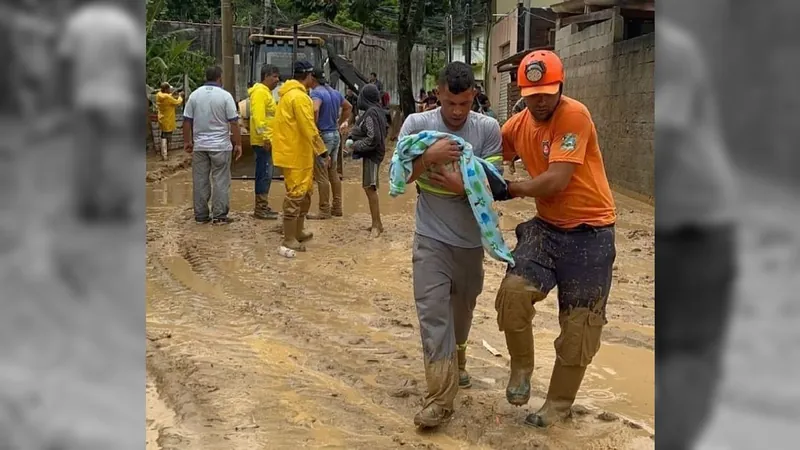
489 13 518 119
555 18 655 199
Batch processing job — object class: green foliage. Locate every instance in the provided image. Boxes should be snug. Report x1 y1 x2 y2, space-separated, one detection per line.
146 0 215 93
425 50 446 79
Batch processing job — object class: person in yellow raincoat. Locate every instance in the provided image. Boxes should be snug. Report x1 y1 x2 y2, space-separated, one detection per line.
271 60 329 251
248 65 281 219
156 82 183 160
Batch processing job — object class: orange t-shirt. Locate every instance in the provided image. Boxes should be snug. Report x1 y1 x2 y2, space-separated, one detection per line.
502 96 616 229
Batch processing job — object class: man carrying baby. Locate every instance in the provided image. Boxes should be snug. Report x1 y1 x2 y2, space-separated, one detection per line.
395 61 503 428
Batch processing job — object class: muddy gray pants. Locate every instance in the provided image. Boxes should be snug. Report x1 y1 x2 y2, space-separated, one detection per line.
192 150 231 221
412 234 484 410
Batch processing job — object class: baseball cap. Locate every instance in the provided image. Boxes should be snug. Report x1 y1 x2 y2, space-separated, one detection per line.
293 60 314 74
312 68 327 83
517 50 565 97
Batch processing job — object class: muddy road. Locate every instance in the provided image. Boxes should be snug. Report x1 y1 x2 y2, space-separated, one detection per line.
146 153 655 449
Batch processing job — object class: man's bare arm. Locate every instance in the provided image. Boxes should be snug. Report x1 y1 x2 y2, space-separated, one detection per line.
313 98 322 123
230 120 241 147
339 100 353 127
508 163 576 198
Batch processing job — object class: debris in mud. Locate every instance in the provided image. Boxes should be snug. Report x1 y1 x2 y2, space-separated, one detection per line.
597 411 620 422
234 423 260 431
390 380 419 398
147 331 172 342
572 405 592 416
624 419 643 429
625 229 653 240
390 318 414 328
482 340 502 357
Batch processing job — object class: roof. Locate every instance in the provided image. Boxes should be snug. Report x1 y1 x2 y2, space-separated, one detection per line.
495 45 555 71
297 19 362 37
550 0 655 14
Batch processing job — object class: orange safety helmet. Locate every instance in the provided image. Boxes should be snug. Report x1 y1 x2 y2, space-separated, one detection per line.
516 50 565 97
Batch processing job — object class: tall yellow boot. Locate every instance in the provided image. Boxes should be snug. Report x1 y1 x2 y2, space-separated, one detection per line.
495 275 544 406
282 196 305 251
525 359 587 428
457 344 471 389
505 327 535 405
297 193 314 243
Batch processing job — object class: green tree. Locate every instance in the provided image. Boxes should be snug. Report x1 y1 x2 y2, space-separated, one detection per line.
146 0 215 93
398 0 448 116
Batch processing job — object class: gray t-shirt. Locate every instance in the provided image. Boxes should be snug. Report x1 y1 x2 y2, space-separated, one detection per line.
398 109 503 248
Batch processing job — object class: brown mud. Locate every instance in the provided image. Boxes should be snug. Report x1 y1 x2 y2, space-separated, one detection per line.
145 152 655 449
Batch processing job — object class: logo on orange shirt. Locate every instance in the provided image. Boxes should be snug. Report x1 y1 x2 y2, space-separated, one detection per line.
542 140 551 159
562 133 578 152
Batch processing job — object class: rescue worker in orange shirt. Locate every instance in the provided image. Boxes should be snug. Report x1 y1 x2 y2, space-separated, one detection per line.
489 50 617 428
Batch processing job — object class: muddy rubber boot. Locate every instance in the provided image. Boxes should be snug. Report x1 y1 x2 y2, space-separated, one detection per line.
415 354 458 428
413 403 454 429
329 163 343 217
297 194 314 243
524 360 587 428
160 138 168 160
505 328 535 406
254 194 278 220
282 197 305 251
457 344 471 389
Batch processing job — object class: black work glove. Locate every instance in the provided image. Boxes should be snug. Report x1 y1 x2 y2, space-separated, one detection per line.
485 169 513 201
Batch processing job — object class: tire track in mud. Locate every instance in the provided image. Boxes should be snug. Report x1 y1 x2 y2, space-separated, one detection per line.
146 202 651 449
148 223 463 449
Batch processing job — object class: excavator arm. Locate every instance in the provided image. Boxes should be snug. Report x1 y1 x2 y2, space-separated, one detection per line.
325 43 371 95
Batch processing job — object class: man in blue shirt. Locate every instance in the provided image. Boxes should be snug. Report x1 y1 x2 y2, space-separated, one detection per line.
308 70 352 219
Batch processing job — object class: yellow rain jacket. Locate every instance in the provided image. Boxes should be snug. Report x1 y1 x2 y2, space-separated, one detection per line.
248 82 277 146
155 92 183 132
272 80 326 170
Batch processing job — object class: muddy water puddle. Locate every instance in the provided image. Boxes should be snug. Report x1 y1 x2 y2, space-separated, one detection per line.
146 161 654 448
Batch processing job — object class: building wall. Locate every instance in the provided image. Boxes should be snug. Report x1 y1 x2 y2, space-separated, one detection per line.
555 18 655 199
489 13 518 119
451 27 488 82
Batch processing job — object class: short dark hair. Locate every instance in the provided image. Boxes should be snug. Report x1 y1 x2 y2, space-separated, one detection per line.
294 71 312 82
205 66 223 82
437 62 474 95
261 64 279 81
370 72 377 77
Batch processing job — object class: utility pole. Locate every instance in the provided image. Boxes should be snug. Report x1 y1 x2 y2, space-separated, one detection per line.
523 0 531 51
263 0 272 33
464 0 472 66
445 14 453 63
291 22 299 68
221 0 236 99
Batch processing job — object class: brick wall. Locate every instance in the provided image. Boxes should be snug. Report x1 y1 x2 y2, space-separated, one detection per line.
555 18 655 200
149 116 186 151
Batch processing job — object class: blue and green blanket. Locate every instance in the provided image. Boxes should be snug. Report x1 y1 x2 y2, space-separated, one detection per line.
389 130 515 267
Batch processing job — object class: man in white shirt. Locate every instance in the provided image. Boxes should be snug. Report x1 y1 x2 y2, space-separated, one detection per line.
182 66 243 225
